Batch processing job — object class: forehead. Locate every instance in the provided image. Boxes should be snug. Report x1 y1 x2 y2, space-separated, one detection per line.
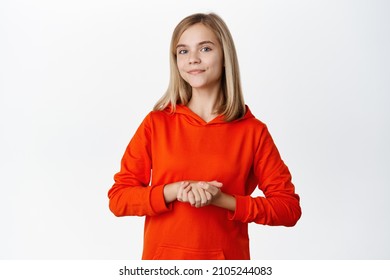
177 23 219 45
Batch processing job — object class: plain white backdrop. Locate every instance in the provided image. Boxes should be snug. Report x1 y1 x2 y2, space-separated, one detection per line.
1 0 389 259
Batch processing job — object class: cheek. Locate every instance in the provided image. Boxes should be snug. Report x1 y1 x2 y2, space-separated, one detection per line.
210 54 224 70
176 61 188 80
210 60 224 76
176 57 186 69
176 61 186 76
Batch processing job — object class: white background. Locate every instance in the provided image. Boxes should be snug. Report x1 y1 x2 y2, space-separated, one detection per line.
1 0 389 259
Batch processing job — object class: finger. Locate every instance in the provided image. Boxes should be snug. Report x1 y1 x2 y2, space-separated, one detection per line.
197 187 208 207
191 188 201 207
187 190 195 206
177 184 184 201
199 182 219 196
205 191 212 203
181 184 192 203
193 183 207 207
193 185 209 207
208 180 223 187
200 181 215 189
176 181 188 201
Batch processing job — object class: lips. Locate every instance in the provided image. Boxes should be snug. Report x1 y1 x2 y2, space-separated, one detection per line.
187 69 205 75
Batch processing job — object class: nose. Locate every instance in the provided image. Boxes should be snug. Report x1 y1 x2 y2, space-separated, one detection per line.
188 52 200 64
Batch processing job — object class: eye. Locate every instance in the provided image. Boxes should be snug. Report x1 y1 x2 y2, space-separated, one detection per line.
200 46 212 52
177 49 188 55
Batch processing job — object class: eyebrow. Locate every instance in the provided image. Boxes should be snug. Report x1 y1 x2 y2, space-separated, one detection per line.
176 40 215 49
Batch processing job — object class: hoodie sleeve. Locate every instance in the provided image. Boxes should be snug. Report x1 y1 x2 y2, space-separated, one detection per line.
108 113 171 217
228 125 301 226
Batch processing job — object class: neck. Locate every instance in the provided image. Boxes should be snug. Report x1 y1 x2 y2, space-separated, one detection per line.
188 86 221 122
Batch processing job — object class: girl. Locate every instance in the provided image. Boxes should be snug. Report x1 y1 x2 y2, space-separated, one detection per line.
108 13 301 260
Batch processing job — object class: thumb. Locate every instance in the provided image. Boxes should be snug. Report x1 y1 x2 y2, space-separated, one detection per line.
208 180 223 188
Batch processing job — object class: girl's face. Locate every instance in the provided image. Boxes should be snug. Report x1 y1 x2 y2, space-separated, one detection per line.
176 23 224 92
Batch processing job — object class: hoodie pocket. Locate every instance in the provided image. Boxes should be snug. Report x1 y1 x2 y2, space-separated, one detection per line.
153 245 226 260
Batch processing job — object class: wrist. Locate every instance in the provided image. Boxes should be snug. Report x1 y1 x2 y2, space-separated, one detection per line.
212 192 236 211
163 183 178 204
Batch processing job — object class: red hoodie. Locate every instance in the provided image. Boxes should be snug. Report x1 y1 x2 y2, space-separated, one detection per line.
108 105 301 260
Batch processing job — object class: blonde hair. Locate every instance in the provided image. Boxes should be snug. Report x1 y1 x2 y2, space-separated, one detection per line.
153 13 245 122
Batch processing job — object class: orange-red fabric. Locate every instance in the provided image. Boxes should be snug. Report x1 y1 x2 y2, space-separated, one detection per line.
108 105 301 260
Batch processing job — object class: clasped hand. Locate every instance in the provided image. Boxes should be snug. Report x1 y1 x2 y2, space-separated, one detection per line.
177 180 223 208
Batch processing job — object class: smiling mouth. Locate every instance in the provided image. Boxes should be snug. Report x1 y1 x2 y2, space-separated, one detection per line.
187 69 205 75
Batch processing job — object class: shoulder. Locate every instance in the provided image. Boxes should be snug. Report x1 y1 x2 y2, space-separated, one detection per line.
138 108 174 131
148 108 173 121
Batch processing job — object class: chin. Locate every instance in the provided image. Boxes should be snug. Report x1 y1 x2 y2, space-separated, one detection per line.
185 80 207 88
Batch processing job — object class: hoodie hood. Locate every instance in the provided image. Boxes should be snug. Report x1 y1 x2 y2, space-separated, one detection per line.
167 104 256 126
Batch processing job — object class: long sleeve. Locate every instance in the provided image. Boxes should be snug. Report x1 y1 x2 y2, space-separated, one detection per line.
108 106 300 259
108 114 171 217
229 125 302 226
